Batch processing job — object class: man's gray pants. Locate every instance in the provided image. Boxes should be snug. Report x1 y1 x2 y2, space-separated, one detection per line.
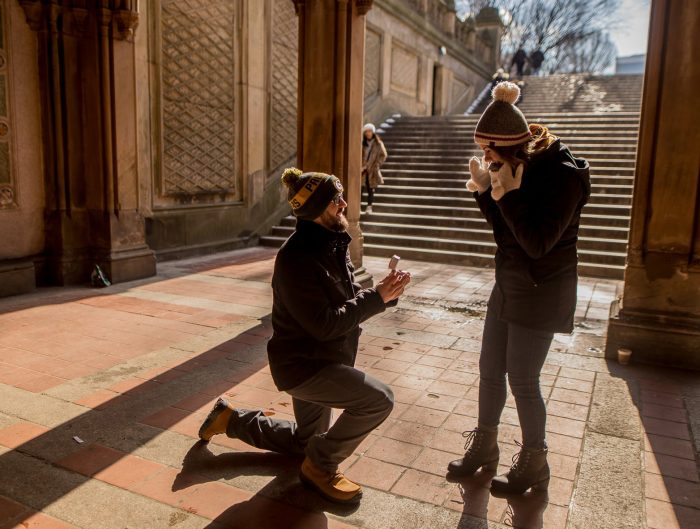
225 364 394 473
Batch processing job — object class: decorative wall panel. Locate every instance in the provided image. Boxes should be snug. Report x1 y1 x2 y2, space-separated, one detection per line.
0 2 13 209
390 43 419 96
160 0 237 196
450 77 470 110
364 28 381 100
269 0 298 171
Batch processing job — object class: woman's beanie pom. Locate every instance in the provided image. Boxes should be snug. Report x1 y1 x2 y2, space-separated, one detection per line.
281 167 303 188
492 81 520 105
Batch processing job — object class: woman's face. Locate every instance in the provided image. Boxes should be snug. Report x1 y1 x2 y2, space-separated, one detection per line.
364 129 374 140
478 143 504 164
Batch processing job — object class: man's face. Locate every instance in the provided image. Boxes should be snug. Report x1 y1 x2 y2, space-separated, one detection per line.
315 194 349 232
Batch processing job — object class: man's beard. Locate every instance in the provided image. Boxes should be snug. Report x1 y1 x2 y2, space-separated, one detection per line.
320 210 349 232
330 212 349 233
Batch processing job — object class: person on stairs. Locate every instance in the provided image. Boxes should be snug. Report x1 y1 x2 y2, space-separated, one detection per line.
447 82 590 495
198 167 411 505
362 123 387 214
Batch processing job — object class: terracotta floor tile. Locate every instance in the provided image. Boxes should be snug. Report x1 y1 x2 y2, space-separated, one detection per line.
391 469 453 506
429 428 466 454
416 355 453 369
646 498 700 529
0 495 30 523
94 454 165 489
179 481 253 519
645 452 699 482
641 390 685 409
542 503 569 529
0 422 49 449
439 370 479 385
399 405 449 428
405 364 445 379
427 380 469 398
546 400 589 422
74 389 121 409
642 403 688 423
364 437 423 466
383 419 438 446
549 388 590 406
56 444 124 477
345 456 405 491
384 349 422 363
546 415 585 438
173 392 218 413
441 413 477 433
13 373 65 393
2 511 77 529
547 477 574 507
548 453 579 480
642 416 691 441
391 374 433 391
414 393 460 413
444 478 508 522
645 433 696 461
554 377 593 394
411 447 460 475
389 386 423 404
373 358 412 374
557 367 595 382
546 432 583 458
129 466 201 508
139 407 191 430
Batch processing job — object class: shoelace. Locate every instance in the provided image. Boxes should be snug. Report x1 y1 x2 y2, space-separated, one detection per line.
461 428 481 452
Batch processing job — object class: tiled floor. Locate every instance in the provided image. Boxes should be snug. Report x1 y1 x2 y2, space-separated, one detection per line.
0 247 698 529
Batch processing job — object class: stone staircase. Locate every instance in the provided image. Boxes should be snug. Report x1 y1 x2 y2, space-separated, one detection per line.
261 74 643 279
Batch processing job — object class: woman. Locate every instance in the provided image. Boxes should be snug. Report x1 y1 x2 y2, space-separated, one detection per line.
362 123 387 214
447 82 590 494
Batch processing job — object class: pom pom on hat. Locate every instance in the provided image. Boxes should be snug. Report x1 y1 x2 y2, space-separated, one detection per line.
281 167 303 188
491 81 520 105
474 81 530 147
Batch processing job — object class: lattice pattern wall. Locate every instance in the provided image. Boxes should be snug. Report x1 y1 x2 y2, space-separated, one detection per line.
364 29 381 100
269 0 298 172
391 43 419 96
0 3 14 209
160 0 237 196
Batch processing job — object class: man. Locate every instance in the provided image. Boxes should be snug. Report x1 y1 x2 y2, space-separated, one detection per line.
198 167 410 504
510 48 527 79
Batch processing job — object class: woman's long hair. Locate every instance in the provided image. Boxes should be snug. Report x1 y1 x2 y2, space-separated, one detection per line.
363 131 384 148
490 124 557 169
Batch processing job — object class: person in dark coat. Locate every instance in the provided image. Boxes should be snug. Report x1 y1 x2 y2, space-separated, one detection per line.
511 48 527 78
198 167 410 505
448 82 590 495
530 49 545 75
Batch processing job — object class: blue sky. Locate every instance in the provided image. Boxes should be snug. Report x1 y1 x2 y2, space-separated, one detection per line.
609 0 651 57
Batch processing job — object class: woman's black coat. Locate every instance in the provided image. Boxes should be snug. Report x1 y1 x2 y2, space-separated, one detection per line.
475 140 591 333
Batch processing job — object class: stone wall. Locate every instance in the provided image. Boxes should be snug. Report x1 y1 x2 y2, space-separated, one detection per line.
0 0 44 295
363 0 496 124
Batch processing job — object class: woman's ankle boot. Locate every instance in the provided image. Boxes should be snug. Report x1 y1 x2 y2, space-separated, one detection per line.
491 442 549 494
447 427 499 476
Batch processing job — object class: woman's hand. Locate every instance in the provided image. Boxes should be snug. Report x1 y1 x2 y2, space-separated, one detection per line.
490 162 523 201
466 156 490 193
376 270 411 303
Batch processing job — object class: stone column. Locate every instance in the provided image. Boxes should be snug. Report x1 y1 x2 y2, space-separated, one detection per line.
606 0 700 368
293 0 373 286
19 0 155 286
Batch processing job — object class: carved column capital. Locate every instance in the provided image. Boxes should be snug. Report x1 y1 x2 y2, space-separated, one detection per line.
291 0 304 16
355 0 373 15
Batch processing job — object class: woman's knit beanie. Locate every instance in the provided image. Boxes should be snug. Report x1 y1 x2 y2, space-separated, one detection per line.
474 82 531 147
281 167 343 220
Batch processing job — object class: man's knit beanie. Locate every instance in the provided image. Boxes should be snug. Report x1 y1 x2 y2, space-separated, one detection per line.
281 167 344 220
474 82 531 147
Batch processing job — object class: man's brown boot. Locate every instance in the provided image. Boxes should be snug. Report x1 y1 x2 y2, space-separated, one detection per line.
198 398 234 442
299 457 363 504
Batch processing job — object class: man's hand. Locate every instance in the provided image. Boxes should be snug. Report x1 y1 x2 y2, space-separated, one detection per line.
376 270 411 303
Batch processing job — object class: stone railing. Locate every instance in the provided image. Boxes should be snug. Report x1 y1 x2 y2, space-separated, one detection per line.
399 0 496 70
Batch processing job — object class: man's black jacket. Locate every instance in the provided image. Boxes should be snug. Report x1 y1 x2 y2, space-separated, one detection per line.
267 219 388 391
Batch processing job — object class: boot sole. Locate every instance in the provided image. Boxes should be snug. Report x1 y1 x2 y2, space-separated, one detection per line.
490 477 550 495
198 398 229 442
447 459 499 477
299 471 363 505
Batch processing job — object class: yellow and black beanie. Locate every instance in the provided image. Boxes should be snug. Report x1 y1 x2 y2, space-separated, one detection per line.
281 167 344 220
474 81 531 147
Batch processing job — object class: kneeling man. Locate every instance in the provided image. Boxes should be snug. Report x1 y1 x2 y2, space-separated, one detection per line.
198 168 410 504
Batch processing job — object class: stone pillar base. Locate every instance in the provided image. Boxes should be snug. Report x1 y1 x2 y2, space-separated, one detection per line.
0 259 36 297
95 246 156 285
354 266 373 289
606 300 700 370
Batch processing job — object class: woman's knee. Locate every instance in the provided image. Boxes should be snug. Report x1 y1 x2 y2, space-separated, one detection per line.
508 375 542 399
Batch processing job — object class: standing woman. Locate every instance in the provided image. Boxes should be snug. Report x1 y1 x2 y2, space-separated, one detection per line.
447 82 590 494
362 123 387 214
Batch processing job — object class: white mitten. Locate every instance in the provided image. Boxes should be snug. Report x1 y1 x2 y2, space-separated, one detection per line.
490 163 523 201
466 156 490 193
